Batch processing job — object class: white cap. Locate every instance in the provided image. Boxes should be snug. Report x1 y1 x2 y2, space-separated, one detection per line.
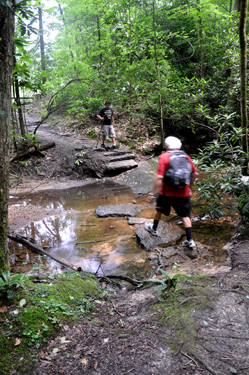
165 136 182 150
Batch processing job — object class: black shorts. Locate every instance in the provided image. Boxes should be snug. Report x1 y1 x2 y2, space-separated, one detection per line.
155 195 191 218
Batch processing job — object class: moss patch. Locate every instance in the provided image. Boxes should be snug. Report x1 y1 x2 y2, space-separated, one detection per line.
151 274 218 353
0 271 102 374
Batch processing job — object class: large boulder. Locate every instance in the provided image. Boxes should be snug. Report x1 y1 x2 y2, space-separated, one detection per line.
95 204 142 217
136 221 184 251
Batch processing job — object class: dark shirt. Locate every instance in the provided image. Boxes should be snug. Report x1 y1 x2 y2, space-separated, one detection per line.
98 107 113 125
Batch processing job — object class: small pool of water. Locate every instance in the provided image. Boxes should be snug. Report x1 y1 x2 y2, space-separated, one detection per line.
9 181 236 279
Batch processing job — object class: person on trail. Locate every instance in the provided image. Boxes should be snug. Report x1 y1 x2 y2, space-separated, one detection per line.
144 136 198 248
97 100 118 149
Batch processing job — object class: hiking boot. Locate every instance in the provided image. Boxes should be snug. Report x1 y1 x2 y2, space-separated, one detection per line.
182 239 196 248
101 143 105 148
112 144 118 149
144 222 158 236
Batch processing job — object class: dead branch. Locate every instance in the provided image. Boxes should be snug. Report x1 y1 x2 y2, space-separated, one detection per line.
174 341 184 357
181 351 199 367
47 76 96 111
104 274 148 286
177 296 202 308
8 233 82 272
34 101 69 134
110 299 124 317
188 350 220 375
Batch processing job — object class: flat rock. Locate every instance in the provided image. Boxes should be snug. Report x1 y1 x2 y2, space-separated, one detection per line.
105 160 138 172
127 217 148 225
136 221 184 251
95 204 142 217
103 150 128 156
114 159 157 194
106 153 136 162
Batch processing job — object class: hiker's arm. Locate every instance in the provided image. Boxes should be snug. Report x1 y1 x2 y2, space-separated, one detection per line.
191 171 199 185
97 114 104 121
112 115 115 125
148 175 163 202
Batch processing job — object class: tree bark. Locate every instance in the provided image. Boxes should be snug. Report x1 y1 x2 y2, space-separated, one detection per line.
196 0 205 78
14 74 26 136
239 0 248 175
152 0 164 150
0 0 15 271
38 2 46 84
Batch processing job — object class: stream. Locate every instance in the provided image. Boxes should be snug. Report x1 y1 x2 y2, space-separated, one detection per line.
8 179 236 279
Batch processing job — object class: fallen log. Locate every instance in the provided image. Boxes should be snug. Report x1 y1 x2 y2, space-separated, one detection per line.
8 233 81 272
10 141 55 162
8 233 151 286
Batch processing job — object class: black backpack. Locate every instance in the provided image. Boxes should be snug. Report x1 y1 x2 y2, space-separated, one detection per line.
164 151 192 189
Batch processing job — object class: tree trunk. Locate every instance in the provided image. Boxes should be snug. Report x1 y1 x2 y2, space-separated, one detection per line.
196 0 205 78
152 0 164 149
0 0 15 271
38 2 46 84
239 0 248 175
14 74 26 136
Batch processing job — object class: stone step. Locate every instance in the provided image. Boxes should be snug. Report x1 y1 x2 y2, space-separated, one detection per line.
104 159 138 173
103 150 128 156
106 153 136 162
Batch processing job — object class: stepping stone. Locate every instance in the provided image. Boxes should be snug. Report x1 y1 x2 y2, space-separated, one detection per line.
105 160 138 172
95 204 142 217
127 217 148 225
135 221 184 251
93 147 106 152
104 150 128 156
106 154 136 162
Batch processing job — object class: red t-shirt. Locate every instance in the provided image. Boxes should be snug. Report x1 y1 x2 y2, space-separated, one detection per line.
157 151 197 197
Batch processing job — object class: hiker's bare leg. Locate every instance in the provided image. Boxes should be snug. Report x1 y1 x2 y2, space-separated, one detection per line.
182 217 191 228
111 137 115 144
102 136 106 144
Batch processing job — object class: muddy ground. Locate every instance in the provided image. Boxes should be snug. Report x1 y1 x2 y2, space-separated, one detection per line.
8 107 249 375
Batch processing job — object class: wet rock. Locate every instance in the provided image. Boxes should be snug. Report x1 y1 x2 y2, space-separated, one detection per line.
136 222 184 251
114 160 155 194
95 204 142 217
104 159 138 173
127 217 147 225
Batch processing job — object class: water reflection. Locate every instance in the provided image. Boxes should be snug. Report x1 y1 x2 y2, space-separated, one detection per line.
9 181 153 278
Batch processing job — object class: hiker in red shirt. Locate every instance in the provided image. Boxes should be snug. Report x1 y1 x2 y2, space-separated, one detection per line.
144 136 198 248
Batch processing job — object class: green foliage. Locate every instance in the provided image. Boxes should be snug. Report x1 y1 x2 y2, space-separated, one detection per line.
10 131 40 150
149 270 177 301
195 108 249 220
87 129 97 139
0 271 25 299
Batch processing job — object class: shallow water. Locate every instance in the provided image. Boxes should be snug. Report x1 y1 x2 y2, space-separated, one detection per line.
9 180 236 279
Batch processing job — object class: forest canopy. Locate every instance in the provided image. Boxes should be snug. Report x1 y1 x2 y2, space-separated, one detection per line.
20 0 244 147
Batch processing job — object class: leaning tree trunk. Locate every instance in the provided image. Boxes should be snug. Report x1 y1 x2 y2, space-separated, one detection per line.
239 0 248 175
0 0 15 271
14 74 26 136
